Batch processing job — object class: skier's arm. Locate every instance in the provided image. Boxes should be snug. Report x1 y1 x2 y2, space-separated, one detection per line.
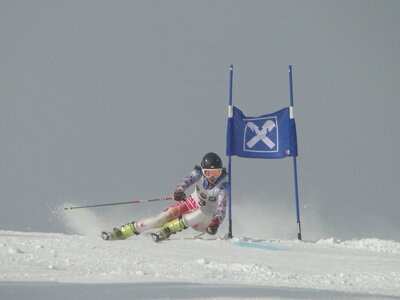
212 181 229 225
174 166 202 199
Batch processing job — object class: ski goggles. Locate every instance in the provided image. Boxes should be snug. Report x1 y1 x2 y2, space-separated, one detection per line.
202 168 222 178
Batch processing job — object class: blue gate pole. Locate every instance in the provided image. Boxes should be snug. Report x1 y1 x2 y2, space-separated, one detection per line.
228 65 234 238
289 65 302 240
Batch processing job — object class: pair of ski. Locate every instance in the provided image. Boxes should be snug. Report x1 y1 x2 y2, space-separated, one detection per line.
101 231 161 242
101 231 205 242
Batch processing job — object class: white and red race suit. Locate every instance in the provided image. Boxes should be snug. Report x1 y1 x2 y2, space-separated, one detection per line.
135 167 229 233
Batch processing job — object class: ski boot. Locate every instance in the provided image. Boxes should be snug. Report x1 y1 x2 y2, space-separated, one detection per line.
151 217 187 242
101 221 139 240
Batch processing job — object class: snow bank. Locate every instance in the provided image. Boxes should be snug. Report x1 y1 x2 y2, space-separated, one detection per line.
1 230 400 299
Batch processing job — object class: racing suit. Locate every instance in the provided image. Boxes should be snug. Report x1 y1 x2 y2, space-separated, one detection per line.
135 166 229 233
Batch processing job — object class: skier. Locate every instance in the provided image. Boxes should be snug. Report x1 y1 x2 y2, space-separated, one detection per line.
102 152 229 242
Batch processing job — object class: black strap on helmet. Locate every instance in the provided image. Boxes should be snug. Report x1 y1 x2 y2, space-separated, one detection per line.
194 165 202 172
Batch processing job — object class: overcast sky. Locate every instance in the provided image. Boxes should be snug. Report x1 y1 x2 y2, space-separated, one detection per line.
1 0 399 241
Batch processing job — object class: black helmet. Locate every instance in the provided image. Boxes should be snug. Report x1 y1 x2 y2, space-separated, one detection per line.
201 152 222 169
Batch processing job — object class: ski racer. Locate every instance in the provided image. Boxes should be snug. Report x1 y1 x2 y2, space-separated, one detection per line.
102 152 229 242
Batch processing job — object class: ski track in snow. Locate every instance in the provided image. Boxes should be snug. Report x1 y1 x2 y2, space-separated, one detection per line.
1 230 400 299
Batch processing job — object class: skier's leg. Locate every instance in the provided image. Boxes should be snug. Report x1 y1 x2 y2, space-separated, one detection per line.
182 208 213 232
157 216 187 240
103 222 139 240
103 196 198 240
153 206 212 242
135 196 197 233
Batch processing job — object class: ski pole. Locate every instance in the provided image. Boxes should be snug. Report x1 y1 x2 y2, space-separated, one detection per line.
64 197 174 210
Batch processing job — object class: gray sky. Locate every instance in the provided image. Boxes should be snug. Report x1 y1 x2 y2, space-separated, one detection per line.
1 0 399 241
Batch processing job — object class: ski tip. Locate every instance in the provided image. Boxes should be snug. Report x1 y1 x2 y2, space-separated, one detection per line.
151 233 163 243
101 231 113 241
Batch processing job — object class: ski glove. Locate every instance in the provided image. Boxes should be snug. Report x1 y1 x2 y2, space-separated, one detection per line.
173 191 186 201
207 219 219 235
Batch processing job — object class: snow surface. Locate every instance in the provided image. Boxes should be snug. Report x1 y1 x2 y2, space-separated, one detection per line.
1 229 400 300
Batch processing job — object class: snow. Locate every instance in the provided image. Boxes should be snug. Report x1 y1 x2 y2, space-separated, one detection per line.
1 229 400 300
